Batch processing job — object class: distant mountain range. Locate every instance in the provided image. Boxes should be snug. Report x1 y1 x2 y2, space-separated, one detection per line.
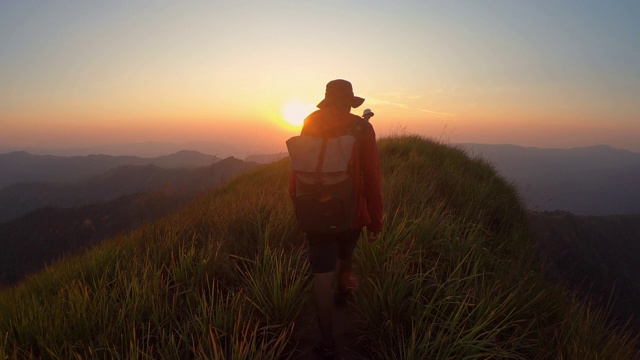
0 153 260 223
0 150 219 189
456 144 640 215
6 143 637 216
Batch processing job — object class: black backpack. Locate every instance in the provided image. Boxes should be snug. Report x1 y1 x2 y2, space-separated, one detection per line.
286 119 365 233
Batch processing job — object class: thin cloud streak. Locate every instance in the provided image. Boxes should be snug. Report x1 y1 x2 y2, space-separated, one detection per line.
367 97 455 118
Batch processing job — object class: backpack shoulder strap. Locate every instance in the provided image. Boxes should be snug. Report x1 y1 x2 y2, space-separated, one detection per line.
345 117 367 138
314 138 329 183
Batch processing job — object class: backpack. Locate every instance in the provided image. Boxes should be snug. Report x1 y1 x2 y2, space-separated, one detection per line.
286 118 365 233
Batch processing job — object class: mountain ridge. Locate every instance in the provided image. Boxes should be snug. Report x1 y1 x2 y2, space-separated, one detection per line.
0 136 637 358
0 156 259 223
456 142 640 215
0 150 220 189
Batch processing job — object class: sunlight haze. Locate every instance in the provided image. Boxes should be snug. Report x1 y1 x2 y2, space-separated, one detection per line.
1 1 639 156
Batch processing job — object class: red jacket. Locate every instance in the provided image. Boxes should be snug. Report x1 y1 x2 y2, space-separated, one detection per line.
288 108 383 233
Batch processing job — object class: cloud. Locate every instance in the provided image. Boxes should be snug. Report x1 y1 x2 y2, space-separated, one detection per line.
415 107 455 118
367 97 454 118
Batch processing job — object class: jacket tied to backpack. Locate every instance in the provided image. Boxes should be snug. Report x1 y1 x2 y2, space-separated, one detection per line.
287 108 383 234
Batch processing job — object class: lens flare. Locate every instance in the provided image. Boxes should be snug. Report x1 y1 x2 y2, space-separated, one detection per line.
282 101 315 127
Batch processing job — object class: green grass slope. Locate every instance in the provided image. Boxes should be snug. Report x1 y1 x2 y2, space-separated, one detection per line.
1 135 637 359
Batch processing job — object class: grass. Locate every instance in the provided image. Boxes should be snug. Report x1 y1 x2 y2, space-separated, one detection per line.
1 135 638 359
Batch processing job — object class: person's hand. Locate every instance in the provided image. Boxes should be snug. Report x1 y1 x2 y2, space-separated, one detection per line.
367 231 380 243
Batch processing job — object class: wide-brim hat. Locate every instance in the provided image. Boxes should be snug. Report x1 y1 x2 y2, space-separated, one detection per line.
317 79 365 109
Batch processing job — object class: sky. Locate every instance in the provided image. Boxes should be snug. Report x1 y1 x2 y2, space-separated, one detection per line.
1 1 639 157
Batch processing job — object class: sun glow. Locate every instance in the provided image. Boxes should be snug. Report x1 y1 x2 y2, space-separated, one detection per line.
282 101 315 127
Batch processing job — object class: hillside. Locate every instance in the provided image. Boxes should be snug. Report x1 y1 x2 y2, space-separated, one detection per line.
0 191 194 286
0 136 637 359
529 211 640 335
0 157 260 285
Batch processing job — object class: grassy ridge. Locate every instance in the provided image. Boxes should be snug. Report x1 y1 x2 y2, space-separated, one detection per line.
1 135 637 359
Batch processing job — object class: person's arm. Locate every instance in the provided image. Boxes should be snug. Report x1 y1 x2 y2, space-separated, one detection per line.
359 124 383 236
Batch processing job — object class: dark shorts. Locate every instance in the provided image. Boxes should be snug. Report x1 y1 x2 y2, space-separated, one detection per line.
306 229 361 273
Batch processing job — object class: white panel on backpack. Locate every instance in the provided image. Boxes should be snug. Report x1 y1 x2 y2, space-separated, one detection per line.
286 135 355 173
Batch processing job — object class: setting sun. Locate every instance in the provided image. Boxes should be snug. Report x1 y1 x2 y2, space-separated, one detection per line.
282 101 316 127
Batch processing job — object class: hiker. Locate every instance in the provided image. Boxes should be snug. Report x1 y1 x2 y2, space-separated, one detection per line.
287 79 383 358
362 108 374 122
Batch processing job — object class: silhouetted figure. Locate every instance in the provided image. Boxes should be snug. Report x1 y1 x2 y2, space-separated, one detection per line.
288 79 383 358
362 108 374 122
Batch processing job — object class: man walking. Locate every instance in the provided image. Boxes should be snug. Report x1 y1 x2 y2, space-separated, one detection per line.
288 79 383 358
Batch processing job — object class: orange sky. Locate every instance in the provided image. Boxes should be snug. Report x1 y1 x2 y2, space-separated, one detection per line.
1 2 639 156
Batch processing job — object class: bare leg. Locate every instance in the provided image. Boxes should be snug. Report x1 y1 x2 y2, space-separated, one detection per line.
313 271 335 348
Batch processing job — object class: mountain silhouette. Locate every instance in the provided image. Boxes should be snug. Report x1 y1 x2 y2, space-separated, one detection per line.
0 156 256 223
457 143 640 215
0 150 219 189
